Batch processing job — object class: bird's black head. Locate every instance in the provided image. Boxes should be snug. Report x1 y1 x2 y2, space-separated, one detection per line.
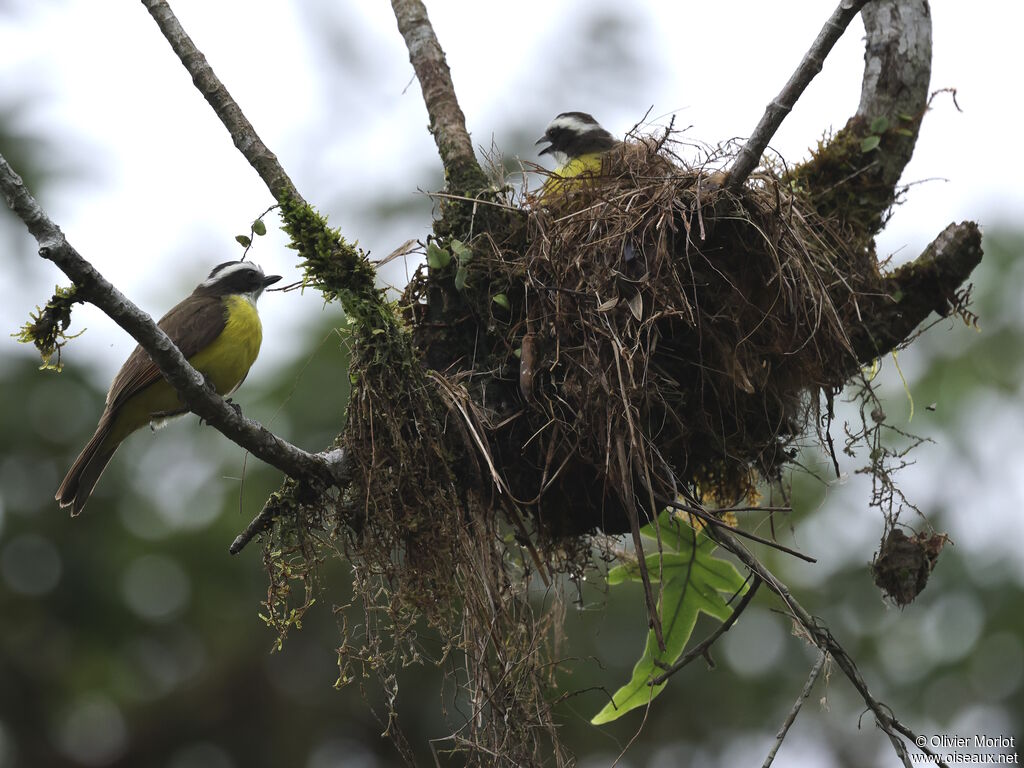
196 261 281 302
536 112 618 162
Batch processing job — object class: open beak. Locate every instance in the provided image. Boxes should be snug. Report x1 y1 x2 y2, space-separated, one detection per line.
535 135 553 156
263 274 282 287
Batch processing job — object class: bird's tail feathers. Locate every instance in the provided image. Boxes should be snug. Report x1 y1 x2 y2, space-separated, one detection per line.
56 412 117 517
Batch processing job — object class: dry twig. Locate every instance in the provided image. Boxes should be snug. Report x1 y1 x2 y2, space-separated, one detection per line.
761 650 828 768
710 527 949 768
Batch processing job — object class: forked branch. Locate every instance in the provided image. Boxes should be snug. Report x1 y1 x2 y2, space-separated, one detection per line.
726 0 871 190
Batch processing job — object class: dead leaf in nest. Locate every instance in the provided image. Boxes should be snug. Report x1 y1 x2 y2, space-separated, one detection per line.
627 290 644 321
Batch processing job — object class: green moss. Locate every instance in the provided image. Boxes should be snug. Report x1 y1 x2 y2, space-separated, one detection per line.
278 193 383 329
785 113 922 246
13 284 82 370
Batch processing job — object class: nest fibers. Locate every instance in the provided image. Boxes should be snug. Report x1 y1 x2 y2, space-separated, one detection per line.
477 135 883 536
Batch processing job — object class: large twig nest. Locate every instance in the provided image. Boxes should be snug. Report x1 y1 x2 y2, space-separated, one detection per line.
466 135 885 536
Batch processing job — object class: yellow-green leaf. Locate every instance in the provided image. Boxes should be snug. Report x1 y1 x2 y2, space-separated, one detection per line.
426 241 451 269
451 238 472 265
592 513 747 724
860 135 881 153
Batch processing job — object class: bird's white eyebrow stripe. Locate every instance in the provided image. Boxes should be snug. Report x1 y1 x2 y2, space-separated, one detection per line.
546 114 599 134
201 262 262 287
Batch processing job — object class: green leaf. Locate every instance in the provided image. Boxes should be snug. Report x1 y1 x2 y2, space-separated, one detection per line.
426 241 451 269
235 235 252 247
492 293 510 310
451 238 473 265
454 266 468 292
252 219 267 236
592 513 748 725
869 116 889 134
860 135 881 153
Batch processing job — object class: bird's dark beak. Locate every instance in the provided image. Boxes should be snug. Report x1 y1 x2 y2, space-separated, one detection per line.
535 135 553 156
263 274 282 287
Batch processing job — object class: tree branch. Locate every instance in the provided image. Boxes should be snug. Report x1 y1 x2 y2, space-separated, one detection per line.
709 527 949 768
786 0 932 237
726 0 871 191
390 0 487 196
852 221 982 364
141 0 301 203
761 650 828 768
228 452 351 555
141 0 398 338
0 153 345 489
856 0 932 190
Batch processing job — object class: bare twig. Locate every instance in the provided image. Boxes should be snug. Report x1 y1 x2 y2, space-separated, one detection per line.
709 526 949 768
761 650 828 768
0 153 345 489
649 576 762 685
141 0 301 203
390 0 486 195
726 0 870 190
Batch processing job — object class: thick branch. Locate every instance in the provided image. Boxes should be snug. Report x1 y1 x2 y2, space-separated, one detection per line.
852 221 982 364
788 0 932 237
390 0 487 196
709 527 949 768
726 0 870 191
856 0 932 190
0 153 345 488
141 0 300 203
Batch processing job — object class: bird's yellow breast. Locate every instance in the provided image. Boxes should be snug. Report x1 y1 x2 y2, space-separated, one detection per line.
188 294 263 396
106 295 263 444
540 151 608 202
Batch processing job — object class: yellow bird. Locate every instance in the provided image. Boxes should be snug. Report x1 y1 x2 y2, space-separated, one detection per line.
535 111 620 200
56 260 280 516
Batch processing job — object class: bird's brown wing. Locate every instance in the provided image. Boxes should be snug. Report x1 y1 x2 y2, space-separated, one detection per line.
105 298 227 411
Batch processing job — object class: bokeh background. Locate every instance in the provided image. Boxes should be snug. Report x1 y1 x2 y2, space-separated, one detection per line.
1 1 1022 766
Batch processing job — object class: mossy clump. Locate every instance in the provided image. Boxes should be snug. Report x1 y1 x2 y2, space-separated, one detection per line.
15 284 82 370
